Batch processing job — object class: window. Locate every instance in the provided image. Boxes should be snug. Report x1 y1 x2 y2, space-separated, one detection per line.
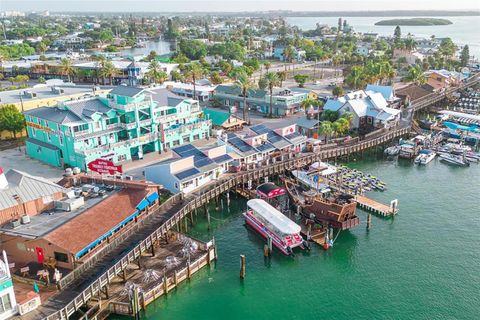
59 135 64 145
118 154 127 162
54 251 69 263
0 294 12 313
46 132 51 142
31 128 36 137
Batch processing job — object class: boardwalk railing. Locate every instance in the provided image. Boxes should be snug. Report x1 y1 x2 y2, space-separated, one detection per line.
411 74 480 111
44 126 409 320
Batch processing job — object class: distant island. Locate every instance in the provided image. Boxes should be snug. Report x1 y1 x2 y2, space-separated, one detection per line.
375 18 453 26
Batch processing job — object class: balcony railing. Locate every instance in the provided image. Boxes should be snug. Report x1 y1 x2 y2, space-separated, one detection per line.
108 100 153 112
163 120 211 135
75 132 160 156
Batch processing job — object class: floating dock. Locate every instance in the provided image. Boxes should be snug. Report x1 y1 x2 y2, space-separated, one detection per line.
355 195 398 216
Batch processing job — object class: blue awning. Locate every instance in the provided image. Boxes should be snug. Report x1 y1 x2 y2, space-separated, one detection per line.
146 192 159 204
136 199 149 211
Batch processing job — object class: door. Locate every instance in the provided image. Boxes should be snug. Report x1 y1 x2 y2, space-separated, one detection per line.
35 247 45 264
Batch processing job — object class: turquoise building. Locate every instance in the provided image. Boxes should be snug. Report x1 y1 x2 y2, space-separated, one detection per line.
24 87 211 171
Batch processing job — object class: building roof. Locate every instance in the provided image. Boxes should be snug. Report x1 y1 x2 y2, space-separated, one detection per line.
149 88 187 107
296 118 320 129
365 85 394 101
66 98 112 119
324 99 345 112
0 84 101 105
396 84 432 101
23 106 81 124
42 189 148 256
110 86 145 97
0 169 66 211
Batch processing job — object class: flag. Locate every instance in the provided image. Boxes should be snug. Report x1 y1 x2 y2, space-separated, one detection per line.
33 281 40 293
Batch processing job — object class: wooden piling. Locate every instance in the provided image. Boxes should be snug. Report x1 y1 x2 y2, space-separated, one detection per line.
267 236 272 255
367 213 372 230
240 255 246 279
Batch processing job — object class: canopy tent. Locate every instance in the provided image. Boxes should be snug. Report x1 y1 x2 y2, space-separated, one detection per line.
255 182 286 199
247 199 301 235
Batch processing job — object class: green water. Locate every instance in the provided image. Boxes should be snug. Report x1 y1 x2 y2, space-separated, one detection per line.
112 157 480 320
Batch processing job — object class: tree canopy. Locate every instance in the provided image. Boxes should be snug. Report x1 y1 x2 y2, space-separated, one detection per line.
0 105 25 138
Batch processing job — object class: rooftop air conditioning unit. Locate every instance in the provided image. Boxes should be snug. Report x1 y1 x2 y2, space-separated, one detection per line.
54 197 85 212
10 219 21 228
21 215 31 224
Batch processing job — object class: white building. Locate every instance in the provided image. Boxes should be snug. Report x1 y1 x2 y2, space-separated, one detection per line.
0 251 17 320
144 144 232 194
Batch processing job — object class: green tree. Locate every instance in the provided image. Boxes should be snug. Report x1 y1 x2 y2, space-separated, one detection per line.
263 71 280 117
403 65 426 85
146 50 158 62
345 65 365 89
319 121 333 142
332 85 344 97
99 60 118 85
235 71 254 122
460 45 470 67
185 62 204 100
322 109 339 122
37 76 46 84
146 60 168 84
36 41 48 55
394 26 401 42
0 104 25 138
293 74 309 87
277 71 287 87
179 39 207 60
59 58 76 82
14 75 29 86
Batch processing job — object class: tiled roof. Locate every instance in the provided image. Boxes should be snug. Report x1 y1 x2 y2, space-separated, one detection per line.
110 86 145 97
0 169 66 210
43 189 148 255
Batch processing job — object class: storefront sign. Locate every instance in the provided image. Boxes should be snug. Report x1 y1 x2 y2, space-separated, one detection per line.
26 121 53 132
87 159 123 175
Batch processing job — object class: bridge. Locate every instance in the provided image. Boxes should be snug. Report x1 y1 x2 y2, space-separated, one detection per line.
410 74 480 111
27 126 409 320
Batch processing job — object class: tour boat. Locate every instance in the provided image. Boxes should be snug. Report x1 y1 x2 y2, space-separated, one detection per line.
243 199 307 256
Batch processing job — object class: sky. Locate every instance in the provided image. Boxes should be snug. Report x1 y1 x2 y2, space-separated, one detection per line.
1 0 479 12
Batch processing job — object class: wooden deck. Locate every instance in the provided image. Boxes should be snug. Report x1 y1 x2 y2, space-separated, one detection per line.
355 195 398 217
31 126 411 320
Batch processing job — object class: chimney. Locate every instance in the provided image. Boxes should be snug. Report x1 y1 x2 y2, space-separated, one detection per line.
0 167 8 190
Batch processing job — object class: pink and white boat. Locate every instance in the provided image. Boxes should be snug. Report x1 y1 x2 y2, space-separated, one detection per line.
243 199 307 255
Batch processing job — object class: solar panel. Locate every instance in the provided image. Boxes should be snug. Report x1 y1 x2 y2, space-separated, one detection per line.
175 167 200 180
256 143 275 152
227 132 237 139
267 132 284 143
285 132 302 140
212 154 232 163
228 137 254 153
172 144 198 157
250 124 270 134
194 156 214 168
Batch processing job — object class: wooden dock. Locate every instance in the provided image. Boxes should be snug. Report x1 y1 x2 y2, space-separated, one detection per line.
355 195 398 217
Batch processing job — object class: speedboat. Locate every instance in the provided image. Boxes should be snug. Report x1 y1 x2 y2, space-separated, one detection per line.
243 199 308 255
384 146 400 156
414 154 425 165
418 149 436 165
439 154 470 167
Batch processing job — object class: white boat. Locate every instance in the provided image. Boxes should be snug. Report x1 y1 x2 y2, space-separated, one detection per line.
414 154 425 165
439 154 470 167
243 199 307 255
418 150 436 165
291 170 332 193
384 146 400 156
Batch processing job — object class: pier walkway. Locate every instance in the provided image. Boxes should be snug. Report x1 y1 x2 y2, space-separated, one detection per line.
27 126 409 320
355 195 398 217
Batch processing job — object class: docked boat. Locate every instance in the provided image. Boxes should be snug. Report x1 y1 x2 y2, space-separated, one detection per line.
415 149 436 165
284 178 360 230
243 199 308 256
439 154 470 167
384 146 400 157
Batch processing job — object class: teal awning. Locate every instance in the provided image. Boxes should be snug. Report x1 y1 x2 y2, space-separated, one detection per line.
136 199 149 211
146 192 159 204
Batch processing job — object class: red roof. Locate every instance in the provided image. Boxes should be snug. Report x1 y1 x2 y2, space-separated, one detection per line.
44 189 148 256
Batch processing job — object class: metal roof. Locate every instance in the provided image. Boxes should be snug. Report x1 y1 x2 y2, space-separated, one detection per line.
110 86 145 97
24 106 82 124
0 169 66 210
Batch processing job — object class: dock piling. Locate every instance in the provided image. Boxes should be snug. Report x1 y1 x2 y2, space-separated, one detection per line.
367 214 372 230
240 255 246 279
267 236 272 256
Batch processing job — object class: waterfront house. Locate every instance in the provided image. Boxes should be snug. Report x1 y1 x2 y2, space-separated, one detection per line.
167 82 217 102
23 86 211 171
296 118 321 138
0 175 161 271
425 69 462 92
324 89 401 134
144 144 232 194
393 48 425 65
218 124 307 169
0 167 66 227
273 46 306 62
214 85 307 116
203 108 246 130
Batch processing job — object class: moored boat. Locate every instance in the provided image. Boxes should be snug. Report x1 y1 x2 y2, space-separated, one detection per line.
439 154 470 167
243 199 307 256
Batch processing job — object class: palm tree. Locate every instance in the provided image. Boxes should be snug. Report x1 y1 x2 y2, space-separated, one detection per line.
186 62 204 100
99 61 118 85
345 66 365 89
59 58 76 82
147 60 168 84
319 121 333 142
404 65 426 86
404 37 417 51
235 71 254 123
262 71 280 117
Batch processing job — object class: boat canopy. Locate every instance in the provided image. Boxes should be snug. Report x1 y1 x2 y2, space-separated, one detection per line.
256 182 286 199
247 199 301 235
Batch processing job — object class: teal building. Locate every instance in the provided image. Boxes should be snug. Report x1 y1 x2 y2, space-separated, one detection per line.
24 87 211 171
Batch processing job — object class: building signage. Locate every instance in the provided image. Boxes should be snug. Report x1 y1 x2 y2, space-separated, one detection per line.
26 121 53 132
87 159 123 175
